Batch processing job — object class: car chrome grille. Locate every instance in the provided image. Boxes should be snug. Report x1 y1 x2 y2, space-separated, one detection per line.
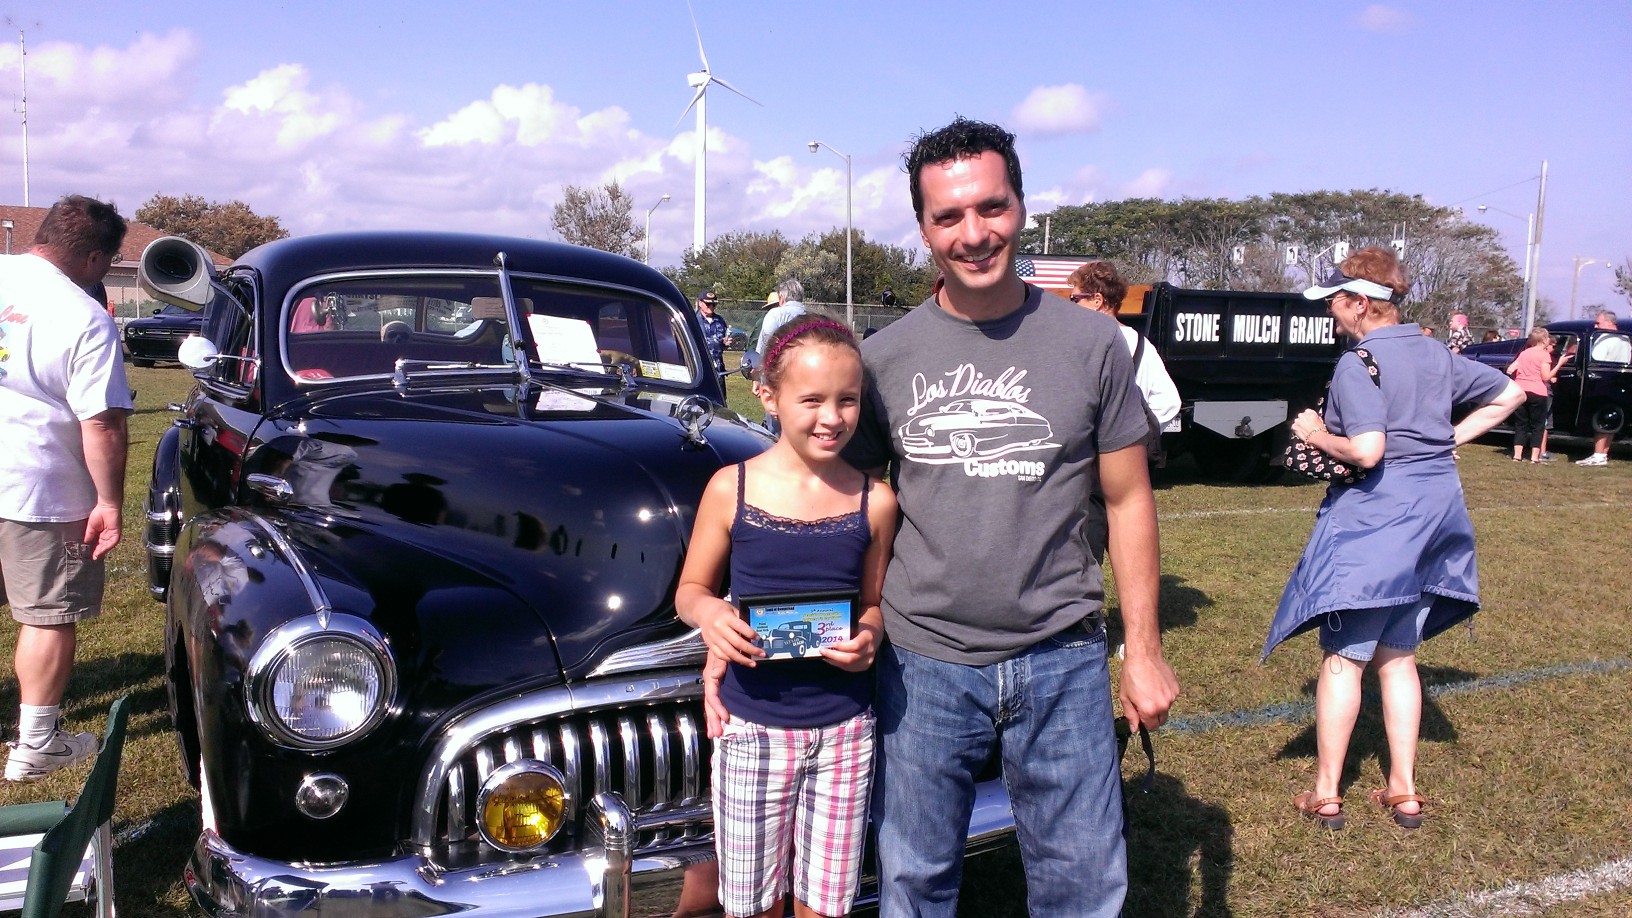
428 685 712 861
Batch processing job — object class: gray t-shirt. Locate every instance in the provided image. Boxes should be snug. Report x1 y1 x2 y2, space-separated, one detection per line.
843 285 1151 665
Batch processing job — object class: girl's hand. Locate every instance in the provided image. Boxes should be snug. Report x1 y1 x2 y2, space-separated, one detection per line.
700 651 732 739
697 600 766 667
819 625 880 673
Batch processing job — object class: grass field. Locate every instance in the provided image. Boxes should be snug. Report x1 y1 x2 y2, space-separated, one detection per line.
5 362 1629 917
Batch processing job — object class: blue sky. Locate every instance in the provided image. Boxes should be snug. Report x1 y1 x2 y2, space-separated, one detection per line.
2 1 1627 312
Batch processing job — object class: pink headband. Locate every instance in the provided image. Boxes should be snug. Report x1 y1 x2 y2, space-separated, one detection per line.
763 318 854 375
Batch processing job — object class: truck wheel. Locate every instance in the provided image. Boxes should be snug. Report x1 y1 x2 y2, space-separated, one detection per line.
1591 405 1625 435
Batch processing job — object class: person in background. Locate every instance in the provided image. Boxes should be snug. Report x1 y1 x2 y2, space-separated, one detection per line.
696 289 727 375
755 279 809 357
1446 313 1473 352
1068 260 1180 564
1481 330 1501 343
1265 247 1522 831
1577 309 1630 466
1505 328 1554 463
880 287 896 307
1421 325 1435 338
0 194 133 782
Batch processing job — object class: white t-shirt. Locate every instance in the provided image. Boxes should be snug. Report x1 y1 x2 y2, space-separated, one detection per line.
1589 330 1631 364
1117 324 1181 426
0 254 133 522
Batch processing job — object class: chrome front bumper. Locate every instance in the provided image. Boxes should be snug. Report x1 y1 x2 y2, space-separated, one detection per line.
186 787 1017 917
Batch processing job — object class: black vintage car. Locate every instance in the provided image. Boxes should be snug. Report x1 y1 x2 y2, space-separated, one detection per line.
1459 318 1632 441
123 302 205 366
137 232 1015 918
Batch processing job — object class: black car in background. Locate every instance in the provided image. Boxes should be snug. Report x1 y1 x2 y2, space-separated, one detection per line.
135 231 1017 918
123 302 204 366
1460 317 1632 441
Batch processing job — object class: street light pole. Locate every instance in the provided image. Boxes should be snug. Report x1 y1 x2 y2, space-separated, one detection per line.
807 140 853 330
644 194 670 265
1571 257 1610 319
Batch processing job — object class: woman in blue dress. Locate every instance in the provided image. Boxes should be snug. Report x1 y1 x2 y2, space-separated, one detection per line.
1263 247 1523 831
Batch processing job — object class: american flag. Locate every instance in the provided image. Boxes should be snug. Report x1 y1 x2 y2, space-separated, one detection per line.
1014 255 1091 292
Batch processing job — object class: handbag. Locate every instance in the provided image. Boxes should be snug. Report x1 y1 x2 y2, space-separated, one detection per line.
1283 347 1380 484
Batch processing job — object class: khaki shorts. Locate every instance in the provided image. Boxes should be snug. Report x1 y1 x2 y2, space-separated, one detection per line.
0 519 106 626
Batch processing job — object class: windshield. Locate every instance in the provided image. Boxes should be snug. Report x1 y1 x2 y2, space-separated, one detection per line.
282 273 700 385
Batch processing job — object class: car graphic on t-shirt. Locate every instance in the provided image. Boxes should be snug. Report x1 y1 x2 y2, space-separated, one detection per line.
899 398 1055 462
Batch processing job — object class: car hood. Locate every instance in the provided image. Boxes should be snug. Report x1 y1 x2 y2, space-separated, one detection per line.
245 382 767 681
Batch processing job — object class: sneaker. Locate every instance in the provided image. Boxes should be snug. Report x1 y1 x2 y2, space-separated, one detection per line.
4 725 98 782
1575 454 1609 467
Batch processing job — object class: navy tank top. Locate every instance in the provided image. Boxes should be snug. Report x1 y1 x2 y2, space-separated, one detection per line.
719 463 874 728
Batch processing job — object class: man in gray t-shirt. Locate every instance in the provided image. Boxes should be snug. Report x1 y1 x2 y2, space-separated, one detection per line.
842 118 1178 918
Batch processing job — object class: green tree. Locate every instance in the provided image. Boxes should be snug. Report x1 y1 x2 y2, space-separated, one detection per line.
662 231 792 302
1022 190 1526 327
1614 257 1632 307
551 182 643 258
136 194 289 258
773 229 938 307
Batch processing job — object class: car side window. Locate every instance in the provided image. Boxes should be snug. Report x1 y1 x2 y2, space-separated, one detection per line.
1588 332 1631 366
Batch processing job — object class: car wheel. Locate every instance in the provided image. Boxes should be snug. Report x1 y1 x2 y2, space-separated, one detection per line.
132 357 155 368
950 431 978 458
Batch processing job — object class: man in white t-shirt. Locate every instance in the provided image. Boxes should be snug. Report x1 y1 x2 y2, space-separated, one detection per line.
1577 309 1631 467
0 194 132 781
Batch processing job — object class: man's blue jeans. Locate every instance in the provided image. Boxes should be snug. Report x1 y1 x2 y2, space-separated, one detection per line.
872 627 1126 918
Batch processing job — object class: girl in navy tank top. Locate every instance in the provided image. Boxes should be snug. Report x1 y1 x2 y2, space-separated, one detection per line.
677 318 897 918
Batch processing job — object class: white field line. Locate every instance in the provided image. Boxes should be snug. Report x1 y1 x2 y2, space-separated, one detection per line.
1373 855 1632 917
1157 501 1615 521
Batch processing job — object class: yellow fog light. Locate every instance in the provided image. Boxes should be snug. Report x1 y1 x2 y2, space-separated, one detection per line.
477 760 569 853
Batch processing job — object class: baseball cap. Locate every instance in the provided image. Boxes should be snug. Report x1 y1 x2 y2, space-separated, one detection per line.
699 290 718 303
763 291 780 308
1303 268 1399 303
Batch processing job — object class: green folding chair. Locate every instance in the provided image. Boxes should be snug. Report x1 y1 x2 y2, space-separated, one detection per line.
0 696 129 918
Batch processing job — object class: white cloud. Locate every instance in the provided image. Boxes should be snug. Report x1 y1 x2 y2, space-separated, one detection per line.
1355 5 1413 32
0 33 897 269
1121 168 1174 198
1011 84 1108 137
218 64 350 148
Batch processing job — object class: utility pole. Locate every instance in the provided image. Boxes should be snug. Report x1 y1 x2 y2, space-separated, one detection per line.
17 30 29 207
1523 160 1548 332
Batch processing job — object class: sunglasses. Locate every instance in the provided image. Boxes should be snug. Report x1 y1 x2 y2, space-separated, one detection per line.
1069 293 1099 304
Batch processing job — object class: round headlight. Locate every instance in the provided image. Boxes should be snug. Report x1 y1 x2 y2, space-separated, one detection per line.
248 616 394 750
477 760 569 853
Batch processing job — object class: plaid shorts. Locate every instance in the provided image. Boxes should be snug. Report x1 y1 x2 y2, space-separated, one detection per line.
711 710 875 917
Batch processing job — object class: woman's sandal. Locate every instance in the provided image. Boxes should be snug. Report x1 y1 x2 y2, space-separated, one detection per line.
1293 790 1345 830
1370 789 1426 829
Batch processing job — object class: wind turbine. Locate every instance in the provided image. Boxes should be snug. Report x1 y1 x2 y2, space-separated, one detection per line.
676 4 758 254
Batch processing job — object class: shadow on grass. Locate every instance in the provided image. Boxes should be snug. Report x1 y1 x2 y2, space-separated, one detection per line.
1126 772 1234 918
114 797 200 915
1274 664 1473 793
0 651 171 741
955 772 1235 918
1108 572 1215 650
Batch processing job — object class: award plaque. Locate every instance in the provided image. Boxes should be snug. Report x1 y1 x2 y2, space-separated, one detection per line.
736 589 859 660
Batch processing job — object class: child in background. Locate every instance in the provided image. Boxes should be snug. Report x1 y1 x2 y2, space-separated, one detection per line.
677 317 896 918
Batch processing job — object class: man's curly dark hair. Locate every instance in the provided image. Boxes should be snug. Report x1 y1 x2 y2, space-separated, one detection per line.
904 117 1023 221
